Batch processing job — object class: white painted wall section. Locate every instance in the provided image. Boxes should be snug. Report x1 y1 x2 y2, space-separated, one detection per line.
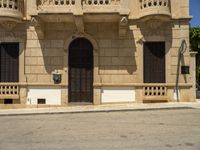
101 87 135 103
27 86 61 105
173 89 181 101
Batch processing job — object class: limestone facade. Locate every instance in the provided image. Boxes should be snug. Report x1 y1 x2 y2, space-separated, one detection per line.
0 0 196 107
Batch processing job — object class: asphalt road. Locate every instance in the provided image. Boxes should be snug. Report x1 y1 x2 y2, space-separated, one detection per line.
0 109 200 150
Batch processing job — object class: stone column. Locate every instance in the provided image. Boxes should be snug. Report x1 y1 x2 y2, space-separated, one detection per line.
19 42 27 105
20 85 27 105
93 49 101 105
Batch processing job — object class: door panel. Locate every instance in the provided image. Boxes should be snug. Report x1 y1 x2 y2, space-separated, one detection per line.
69 38 93 103
144 42 165 83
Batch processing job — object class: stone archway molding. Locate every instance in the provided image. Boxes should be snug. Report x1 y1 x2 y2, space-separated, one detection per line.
64 32 99 53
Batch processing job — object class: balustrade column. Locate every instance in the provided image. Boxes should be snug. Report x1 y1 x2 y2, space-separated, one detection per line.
6 0 9 8
11 0 14 9
1 0 3 8
63 0 66 5
140 0 143 9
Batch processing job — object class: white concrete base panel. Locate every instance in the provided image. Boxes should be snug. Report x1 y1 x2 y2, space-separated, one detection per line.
101 87 135 103
173 89 181 101
27 86 61 105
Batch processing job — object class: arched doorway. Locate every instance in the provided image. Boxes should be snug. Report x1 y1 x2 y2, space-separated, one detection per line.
68 38 93 103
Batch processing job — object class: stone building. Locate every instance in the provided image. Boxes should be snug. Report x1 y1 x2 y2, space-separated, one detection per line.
0 0 197 107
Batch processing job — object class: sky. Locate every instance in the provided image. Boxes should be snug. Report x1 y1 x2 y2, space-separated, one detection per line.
190 0 200 27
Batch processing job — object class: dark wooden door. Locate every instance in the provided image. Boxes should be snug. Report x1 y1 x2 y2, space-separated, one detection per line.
69 38 93 103
144 42 165 83
0 43 19 82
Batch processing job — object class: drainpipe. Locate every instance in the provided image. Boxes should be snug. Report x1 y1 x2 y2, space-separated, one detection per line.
175 40 187 102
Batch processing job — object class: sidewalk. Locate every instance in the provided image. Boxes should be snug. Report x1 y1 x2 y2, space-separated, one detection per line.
0 101 200 116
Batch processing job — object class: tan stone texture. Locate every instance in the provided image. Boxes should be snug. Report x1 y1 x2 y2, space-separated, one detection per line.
0 0 196 106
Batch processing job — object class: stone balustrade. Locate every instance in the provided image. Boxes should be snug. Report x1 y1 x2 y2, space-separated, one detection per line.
37 0 77 14
38 0 120 6
139 0 171 18
37 0 123 14
0 0 24 21
143 85 167 96
142 85 168 102
84 0 120 5
38 0 76 6
83 0 121 13
0 84 19 99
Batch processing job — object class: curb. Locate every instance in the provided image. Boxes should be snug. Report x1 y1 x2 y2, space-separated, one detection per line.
0 106 197 117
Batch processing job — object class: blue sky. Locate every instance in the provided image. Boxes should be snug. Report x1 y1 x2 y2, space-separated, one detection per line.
190 0 200 27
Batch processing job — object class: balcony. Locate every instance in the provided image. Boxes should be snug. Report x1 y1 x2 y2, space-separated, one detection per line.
139 0 171 20
35 0 129 23
0 0 24 22
36 0 128 15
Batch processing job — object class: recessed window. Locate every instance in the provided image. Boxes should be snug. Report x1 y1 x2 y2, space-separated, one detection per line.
0 43 19 82
4 99 13 104
37 99 46 104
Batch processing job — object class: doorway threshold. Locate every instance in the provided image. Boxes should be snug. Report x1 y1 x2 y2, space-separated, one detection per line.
68 102 93 106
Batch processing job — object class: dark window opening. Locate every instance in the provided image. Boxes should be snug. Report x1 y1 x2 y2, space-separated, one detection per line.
0 43 19 82
37 99 46 104
4 99 13 104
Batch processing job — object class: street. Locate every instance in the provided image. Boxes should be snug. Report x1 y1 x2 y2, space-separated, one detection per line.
0 109 200 150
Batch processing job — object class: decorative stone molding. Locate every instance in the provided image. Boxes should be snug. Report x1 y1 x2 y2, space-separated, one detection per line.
138 19 171 37
30 17 42 28
29 17 44 39
0 21 17 31
74 16 84 33
120 16 128 26
145 19 164 29
65 32 99 52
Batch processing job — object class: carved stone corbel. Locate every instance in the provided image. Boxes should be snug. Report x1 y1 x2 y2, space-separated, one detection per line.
29 17 44 39
74 16 84 34
119 16 129 38
144 19 166 36
0 21 17 31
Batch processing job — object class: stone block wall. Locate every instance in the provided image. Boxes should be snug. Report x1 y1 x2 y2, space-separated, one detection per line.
86 23 139 84
25 23 76 84
25 22 140 85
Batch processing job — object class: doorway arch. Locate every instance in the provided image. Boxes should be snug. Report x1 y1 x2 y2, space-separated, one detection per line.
68 38 93 103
